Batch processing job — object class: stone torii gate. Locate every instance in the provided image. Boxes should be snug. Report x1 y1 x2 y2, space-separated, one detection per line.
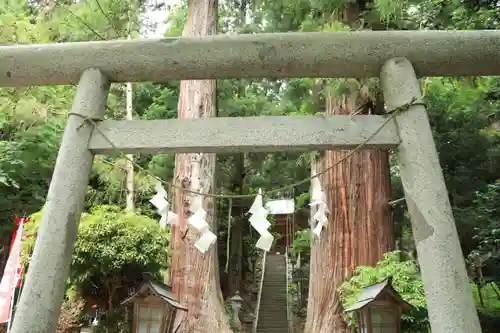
1 30 499 333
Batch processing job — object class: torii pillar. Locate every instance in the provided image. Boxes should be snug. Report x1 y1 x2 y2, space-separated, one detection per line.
380 57 482 333
9 69 109 333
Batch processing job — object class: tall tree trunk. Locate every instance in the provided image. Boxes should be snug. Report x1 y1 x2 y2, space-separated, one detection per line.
169 1 231 332
305 88 394 333
305 3 394 332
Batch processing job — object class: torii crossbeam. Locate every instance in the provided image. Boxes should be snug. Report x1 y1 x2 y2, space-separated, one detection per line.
5 30 499 333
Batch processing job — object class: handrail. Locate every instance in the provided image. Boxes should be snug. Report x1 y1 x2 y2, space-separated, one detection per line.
252 250 267 333
285 249 294 333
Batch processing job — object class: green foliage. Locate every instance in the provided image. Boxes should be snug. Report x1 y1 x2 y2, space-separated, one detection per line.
71 205 168 283
467 180 500 283
0 117 64 240
471 283 500 316
0 0 499 330
24 206 168 311
424 78 500 254
290 230 311 258
339 251 429 333
164 2 187 37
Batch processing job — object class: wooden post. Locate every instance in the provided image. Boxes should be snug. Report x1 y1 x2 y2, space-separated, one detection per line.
380 57 482 333
10 69 109 333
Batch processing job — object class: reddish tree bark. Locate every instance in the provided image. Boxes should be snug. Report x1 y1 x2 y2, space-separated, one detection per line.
169 1 232 332
305 89 394 333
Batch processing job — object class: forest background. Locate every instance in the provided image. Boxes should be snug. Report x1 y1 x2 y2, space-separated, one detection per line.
0 0 498 333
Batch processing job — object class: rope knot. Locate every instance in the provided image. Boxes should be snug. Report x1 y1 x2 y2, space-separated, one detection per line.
68 112 103 130
386 97 426 115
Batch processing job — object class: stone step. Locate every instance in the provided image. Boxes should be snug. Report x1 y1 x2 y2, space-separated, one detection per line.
262 283 286 286
262 278 286 282
258 315 288 320
257 326 288 330
258 308 288 312
256 254 289 333
256 317 288 321
258 323 288 327
258 310 288 314
258 324 288 328
259 309 288 313
260 299 287 303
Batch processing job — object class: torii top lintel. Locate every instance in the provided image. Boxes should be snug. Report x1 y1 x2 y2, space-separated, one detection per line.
0 30 499 87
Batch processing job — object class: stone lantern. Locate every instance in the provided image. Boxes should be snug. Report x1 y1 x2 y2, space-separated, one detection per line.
230 291 244 331
122 278 187 333
344 277 413 333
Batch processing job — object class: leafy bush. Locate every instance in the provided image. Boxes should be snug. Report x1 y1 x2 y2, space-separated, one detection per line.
339 251 429 333
24 205 169 326
290 230 311 259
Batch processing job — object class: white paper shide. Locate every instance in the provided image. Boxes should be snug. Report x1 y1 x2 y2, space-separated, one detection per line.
189 194 217 254
248 189 274 251
149 182 177 228
309 170 328 237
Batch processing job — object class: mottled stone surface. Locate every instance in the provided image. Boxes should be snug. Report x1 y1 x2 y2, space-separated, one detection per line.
380 57 482 333
88 115 400 154
10 69 110 333
0 30 499 86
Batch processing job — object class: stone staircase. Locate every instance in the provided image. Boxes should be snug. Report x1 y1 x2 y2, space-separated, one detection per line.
256 254 289 333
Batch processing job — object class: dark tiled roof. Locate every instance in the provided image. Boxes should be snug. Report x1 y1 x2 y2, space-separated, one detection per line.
121 278 187 311
344 277 412 312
